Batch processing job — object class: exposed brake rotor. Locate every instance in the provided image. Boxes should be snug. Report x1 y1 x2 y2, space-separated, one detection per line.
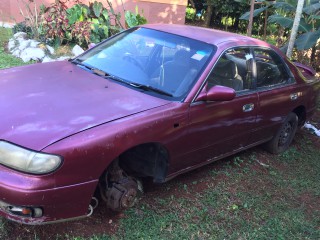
100 159 139 211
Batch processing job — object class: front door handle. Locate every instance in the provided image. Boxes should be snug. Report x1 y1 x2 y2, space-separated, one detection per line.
243 103 254 112
290 93 298 100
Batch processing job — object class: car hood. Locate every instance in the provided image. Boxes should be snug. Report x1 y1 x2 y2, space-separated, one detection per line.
0 61 170 151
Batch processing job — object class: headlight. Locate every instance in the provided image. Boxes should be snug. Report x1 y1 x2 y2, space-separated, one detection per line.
0 141 62 174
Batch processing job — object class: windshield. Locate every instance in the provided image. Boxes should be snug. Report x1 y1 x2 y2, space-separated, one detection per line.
75 27 215 100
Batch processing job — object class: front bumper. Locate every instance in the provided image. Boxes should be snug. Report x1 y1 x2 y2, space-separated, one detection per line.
0 167 98 224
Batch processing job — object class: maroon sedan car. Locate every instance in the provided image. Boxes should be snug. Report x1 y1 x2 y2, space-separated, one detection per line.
0 24 319 224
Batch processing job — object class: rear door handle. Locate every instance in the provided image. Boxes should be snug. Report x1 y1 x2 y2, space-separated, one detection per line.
243 103 254 112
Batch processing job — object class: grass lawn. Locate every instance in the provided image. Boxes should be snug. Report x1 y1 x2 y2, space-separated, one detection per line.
0 27 319 240
0 28 30 69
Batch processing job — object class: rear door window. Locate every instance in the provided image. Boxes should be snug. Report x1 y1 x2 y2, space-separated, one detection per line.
253 48 291 88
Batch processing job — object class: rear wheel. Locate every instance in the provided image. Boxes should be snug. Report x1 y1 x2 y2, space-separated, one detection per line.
265 112 298 154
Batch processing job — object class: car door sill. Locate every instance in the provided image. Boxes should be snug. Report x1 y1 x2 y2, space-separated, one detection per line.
165 138 271 182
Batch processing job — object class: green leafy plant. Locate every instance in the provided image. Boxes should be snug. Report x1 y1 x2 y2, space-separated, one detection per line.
125 6 147 28
240 0 320 51
41 0 73 46
12 22 33 38
40 0 147 47
185 6 196 21
66 0 126 46
71 21 92 46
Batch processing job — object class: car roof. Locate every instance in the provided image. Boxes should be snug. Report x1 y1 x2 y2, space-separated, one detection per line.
142 24 270 48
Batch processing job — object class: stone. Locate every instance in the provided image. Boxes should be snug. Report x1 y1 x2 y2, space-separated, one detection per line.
57 56 72 61
8 39 16 51
13 32 27 40
42 56 54 63
30 40 40 48
72 45 84 56
12 49 21 58
46 45 55 55
18 39 31 51
20 47 45 62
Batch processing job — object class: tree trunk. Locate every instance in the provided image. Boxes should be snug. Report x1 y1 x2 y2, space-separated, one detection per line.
247 0 255 36
286 0 305 58
205 1 213 27
189 0 196 8
263 9 268 40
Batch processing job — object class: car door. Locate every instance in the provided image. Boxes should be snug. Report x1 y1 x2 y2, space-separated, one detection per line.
249 47 298 144
180 47 259 168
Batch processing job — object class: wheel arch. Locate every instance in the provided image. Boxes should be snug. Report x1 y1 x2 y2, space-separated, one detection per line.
117 142 170 183
98 142 170 184
292 105 306 128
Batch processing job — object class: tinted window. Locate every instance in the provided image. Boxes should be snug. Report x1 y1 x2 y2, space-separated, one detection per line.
254 49 290 88
207 47 253 92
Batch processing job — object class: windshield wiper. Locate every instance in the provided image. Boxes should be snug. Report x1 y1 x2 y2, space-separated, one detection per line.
129 83 173 97
91 68 138 87
71 59 94 71
72 62 173 97
72 61 123 83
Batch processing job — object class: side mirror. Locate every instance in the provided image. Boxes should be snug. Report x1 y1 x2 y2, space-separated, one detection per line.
195 85 236 102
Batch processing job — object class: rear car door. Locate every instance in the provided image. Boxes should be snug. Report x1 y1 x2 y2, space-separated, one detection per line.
249 47 299 143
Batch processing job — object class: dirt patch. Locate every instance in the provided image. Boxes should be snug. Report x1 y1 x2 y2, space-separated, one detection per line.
297 192 320 221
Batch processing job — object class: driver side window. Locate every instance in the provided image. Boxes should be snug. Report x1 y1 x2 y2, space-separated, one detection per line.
207 48 253 92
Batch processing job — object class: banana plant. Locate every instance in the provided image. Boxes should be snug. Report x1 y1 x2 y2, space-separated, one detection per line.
239 0 320 50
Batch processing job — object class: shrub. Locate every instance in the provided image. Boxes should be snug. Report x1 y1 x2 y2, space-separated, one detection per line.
41 0 77 46
15 0 46 39
12 22 33 38
16 0 148 48
125 6 147 28
185 6 196 21
66 1 116 45
65 1 147 47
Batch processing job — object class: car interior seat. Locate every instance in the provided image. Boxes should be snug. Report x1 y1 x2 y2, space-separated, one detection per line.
209 59 243 91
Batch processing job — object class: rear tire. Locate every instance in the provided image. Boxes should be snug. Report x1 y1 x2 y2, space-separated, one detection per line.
265 112 298 154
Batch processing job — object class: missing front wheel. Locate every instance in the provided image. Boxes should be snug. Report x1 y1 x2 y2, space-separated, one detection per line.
100 159 140 211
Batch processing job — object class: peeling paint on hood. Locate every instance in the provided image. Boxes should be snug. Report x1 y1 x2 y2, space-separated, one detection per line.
0 61 170 150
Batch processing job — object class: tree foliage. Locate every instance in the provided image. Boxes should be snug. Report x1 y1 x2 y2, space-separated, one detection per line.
240 0 320 50
199 0 250 31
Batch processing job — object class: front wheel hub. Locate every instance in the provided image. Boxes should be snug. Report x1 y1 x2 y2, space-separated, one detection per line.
106 178 138 211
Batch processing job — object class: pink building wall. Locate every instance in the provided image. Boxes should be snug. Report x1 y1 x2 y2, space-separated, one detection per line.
0 0 187 26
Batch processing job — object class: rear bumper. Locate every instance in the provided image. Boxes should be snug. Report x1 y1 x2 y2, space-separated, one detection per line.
0 173 98 224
